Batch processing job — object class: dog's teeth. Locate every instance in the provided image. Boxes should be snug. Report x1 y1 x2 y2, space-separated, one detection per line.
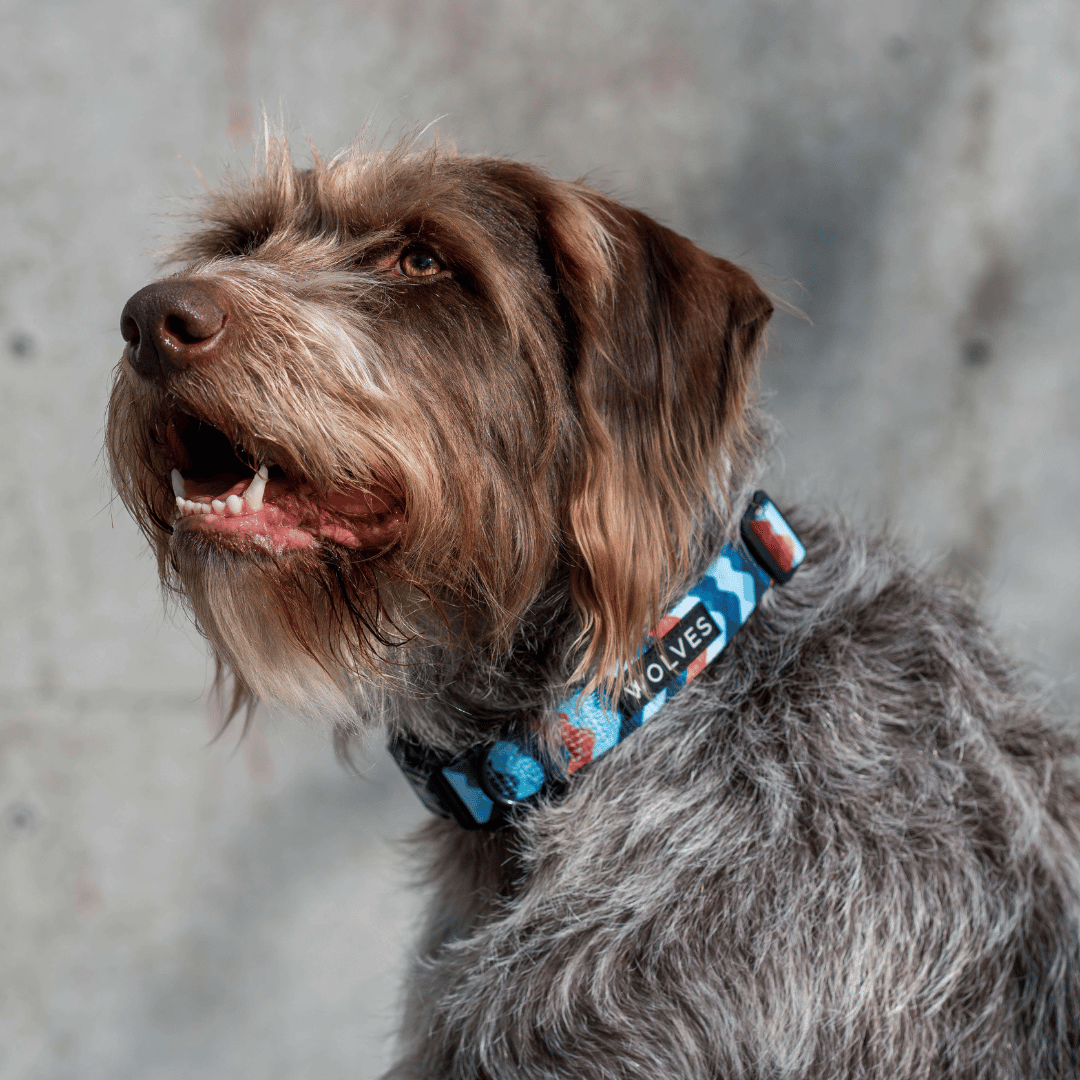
176 495 185 510
171 469 186 499
211 499 226 514
226 494 244 515
243 465 268 512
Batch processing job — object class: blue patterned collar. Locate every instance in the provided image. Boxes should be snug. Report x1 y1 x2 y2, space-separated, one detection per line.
390 491 806 830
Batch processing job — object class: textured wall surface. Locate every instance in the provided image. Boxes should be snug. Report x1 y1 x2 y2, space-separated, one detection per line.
1 0 1078 1076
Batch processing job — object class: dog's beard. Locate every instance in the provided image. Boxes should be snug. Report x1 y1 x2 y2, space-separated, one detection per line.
168 530 415 725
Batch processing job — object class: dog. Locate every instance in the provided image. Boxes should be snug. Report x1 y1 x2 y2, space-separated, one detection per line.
107 135 1080 1078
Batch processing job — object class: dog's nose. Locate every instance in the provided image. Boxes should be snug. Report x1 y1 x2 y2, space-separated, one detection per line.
120 282 226 379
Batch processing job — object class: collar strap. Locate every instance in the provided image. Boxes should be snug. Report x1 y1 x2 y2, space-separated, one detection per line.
390 491 805 830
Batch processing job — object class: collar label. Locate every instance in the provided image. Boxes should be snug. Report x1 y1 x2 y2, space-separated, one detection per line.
620 601 720 715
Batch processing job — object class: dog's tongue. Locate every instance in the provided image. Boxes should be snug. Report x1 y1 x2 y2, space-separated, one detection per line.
177 474 404 552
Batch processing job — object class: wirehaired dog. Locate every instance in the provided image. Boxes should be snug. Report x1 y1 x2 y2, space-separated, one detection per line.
108 135 1080 1078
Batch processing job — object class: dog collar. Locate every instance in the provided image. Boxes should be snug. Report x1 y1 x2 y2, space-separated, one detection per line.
390 491 805 830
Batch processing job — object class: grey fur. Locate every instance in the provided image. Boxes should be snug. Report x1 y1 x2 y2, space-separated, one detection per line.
378 510 1080 1079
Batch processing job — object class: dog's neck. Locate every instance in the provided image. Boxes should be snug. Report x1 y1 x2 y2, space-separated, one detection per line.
374 484 749 748
388 491 805 830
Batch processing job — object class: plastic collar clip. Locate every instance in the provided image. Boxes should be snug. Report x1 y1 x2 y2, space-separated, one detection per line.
390 492 805 830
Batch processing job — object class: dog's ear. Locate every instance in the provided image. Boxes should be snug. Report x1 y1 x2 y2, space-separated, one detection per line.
535 180 773 693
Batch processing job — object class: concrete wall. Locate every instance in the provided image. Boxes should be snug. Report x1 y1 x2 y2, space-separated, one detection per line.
2 0 1078 1076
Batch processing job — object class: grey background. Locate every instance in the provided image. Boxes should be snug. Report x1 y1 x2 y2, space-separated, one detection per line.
2 0 1078 1076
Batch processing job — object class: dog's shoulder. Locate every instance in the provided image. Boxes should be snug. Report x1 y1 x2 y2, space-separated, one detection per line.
719 506 1080 796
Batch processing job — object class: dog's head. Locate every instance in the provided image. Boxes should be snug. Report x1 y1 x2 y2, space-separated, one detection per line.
107 136 772 728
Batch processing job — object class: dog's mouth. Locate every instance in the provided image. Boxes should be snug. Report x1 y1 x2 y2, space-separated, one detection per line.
162 409 405 553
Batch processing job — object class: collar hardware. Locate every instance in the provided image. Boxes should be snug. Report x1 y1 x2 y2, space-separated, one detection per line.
390 491 805 830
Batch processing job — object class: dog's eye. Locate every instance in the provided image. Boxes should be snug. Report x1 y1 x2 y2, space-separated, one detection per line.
398 248 443 279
